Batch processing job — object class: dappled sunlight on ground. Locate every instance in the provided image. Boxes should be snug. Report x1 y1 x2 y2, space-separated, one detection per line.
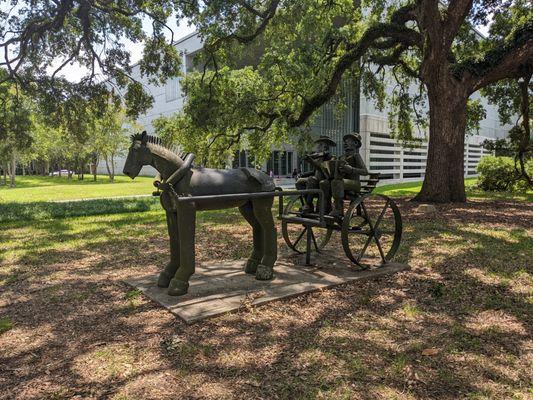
0 198 532 399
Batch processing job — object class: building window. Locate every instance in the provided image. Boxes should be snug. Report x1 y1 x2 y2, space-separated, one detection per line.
165 78 179 102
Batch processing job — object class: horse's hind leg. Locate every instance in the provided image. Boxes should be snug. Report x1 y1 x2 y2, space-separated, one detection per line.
239 201 264 274
157 211 180 288
252 197 277 280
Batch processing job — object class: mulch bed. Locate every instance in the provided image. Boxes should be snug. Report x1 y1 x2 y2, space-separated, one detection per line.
0 198 531 399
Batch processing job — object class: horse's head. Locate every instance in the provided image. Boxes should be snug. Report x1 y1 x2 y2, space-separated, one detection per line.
123 131 152 179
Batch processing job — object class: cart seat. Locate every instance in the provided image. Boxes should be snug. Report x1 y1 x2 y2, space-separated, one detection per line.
344 173 381 200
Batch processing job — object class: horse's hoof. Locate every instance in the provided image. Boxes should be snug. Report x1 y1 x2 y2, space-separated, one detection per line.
244 259 259 274
255 264 274 281
168 279 189 296
157 271 173 288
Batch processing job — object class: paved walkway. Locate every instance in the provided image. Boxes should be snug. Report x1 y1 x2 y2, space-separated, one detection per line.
52 194 153 203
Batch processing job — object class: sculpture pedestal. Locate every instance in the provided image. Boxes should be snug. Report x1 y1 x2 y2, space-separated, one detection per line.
125 252 409 323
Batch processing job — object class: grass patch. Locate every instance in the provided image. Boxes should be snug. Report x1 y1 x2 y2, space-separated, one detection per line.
376 177 532 201
0 197 161 223
125 289 144 309
0 317 13 334
0 175 154 202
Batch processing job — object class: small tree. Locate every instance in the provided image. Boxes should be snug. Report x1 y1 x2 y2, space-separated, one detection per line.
94 106 132 182
0 79 33 187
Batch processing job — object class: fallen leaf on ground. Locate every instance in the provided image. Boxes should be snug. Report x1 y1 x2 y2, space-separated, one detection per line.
421 348 440 356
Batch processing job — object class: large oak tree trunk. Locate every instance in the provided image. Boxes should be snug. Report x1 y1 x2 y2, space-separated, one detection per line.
413 81 468 203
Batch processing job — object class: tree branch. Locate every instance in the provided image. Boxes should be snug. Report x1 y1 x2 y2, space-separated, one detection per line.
464 22 533 92
443 0 473 47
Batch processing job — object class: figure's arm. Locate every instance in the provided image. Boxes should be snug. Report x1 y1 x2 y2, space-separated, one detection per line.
339 154 368 177
166 153 195 185
300 170 314 178
305 155 322 169
351 153 369 176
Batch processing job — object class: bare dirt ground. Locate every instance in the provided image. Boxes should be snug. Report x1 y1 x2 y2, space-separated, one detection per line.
0 198 532 400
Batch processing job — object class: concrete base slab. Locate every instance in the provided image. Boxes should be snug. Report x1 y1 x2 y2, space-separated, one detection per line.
126 252 409 323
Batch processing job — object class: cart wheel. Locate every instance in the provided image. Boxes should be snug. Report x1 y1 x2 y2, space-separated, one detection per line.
341 194 402 268
282 196 332 254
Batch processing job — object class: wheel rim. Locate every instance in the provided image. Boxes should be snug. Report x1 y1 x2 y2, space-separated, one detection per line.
341 194 402 267
282 196 333 254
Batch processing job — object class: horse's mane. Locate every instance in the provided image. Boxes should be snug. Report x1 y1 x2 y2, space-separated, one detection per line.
131 132 187 159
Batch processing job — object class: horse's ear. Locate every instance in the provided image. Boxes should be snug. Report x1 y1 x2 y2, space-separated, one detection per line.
141 131 148 145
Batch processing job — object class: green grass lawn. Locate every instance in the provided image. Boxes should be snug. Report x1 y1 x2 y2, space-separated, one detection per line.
375 177 533 201
3 175 531 203
0 174 155 202
1 175 530 224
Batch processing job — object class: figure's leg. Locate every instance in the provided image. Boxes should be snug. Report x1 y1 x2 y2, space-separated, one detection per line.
295 177 307 191
168 202 196 296
295 177 308 212
252 197 277 280
157 211 180 288
330 179 345 218
319 179 332 214
239 201 263 274
304 176 318 212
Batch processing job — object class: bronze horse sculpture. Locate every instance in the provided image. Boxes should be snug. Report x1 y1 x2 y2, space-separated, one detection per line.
123 132 277 296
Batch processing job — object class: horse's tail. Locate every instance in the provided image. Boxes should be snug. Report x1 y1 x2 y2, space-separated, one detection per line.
240 168 276 191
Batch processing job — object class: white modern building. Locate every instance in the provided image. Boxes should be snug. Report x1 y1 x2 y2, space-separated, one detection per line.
103 32 510 183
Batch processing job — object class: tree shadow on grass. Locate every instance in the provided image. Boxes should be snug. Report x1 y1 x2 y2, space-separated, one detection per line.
0 199 531 399
146 212 531 399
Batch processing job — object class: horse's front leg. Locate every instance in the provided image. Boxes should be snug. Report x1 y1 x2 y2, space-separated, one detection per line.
252 197 277 280
168 202 196 296
157 210 180 288
238 201 264 275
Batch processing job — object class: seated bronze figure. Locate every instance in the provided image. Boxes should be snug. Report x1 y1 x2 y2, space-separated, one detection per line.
295 136 336 213
320 133 369 218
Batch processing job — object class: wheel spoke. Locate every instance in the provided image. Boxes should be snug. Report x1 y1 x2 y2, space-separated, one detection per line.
373 199 390 231
310 229 320 251
374 236 387 262
293 227 307 248
357 234 373 262
361 201 386 262
360 202 374 230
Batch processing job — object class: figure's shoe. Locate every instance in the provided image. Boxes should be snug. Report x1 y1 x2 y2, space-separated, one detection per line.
168 278 189 296
328 208 343 219
244 258 259 274
301 204 314 213
157 270 173 288
255 264 274 281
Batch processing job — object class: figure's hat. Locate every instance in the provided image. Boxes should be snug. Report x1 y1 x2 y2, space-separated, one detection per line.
343 132 362 148
314 135 336 147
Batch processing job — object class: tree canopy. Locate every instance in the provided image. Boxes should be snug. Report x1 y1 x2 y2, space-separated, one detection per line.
1 0 531 201
0 0 183 116
169 0 532 202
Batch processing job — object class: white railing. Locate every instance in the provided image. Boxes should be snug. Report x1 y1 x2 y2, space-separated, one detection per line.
363 131 494 182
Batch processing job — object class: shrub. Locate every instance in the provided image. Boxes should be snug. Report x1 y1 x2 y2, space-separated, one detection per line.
477 156 532 192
